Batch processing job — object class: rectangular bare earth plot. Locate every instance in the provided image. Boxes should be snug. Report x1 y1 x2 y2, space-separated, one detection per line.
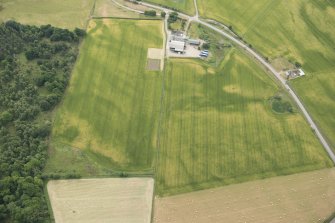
147 59 161 71
147 48 164 71
47 178 154 223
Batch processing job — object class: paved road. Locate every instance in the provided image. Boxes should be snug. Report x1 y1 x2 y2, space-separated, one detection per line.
139 1 335 164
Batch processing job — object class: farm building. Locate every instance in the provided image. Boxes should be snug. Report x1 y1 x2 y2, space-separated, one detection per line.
286 69 305 79
171 35 187 42
171 31 187 42
169 40 185 53
188 39 201 45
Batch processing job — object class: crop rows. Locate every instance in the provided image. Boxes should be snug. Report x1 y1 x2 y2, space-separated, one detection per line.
155 52 332 195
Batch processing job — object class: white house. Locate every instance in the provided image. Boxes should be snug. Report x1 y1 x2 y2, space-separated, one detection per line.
286 69 305 79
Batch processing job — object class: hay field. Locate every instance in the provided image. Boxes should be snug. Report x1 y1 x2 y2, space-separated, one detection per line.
47 19 164 175
154 168 335 223
155 50 332 195
0 0 94 28
147 0 194 15
197 0 335 149
47 178 154 223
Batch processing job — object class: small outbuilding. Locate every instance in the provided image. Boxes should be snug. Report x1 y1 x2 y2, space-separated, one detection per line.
285 69 305 79
188 39 201 45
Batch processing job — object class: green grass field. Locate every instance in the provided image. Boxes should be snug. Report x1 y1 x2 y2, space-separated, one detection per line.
197 0 335 150
147 0 194 15
156 50 332 195
44 19 164 176
0 0 94 28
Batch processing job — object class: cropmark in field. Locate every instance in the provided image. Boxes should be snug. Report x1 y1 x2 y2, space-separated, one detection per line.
45 19 164 176
197 0 335 150
156 50 332 195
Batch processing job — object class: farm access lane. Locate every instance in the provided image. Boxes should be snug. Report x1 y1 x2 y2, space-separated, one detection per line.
138 0 335 164
193 0 199 18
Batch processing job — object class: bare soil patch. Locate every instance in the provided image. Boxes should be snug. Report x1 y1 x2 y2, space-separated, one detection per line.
147 48 164 70
154 168 335 223
147 59 161 71
48 178 154 223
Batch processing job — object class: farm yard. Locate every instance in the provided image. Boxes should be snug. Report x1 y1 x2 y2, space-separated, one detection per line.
154 168 335 223
45 19 164 176
197 0 335 150
47 178 154 223
155 50 332 195
0 0 95 28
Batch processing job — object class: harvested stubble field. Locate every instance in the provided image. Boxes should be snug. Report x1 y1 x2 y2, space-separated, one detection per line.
0 0 94 28
154 168 335 223
197 0 335 150
47 178 154 223
45 19 164 175
155 50 332 195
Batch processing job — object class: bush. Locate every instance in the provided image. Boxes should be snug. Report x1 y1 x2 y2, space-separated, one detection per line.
74 28 86 37
119 172 129 177
295 61 302 68
168 12 178 23
144 10 156 17
0 111 13 126
161 11 166 18
202 43 210 50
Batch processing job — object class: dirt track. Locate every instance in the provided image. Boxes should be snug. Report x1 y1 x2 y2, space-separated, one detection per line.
154 168 335 223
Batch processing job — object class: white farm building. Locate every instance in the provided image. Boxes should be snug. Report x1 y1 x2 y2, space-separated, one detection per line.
169 40 185 53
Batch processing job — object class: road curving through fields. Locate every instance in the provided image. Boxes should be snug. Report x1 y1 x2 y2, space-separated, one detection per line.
138 0 335 164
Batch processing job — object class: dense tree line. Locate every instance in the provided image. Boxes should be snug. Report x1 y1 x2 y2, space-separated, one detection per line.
0 21 84 222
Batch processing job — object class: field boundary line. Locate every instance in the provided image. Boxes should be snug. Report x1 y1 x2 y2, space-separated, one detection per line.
153 18 168 178
91 16 161 20
43 181 56 223
85 0 97 29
